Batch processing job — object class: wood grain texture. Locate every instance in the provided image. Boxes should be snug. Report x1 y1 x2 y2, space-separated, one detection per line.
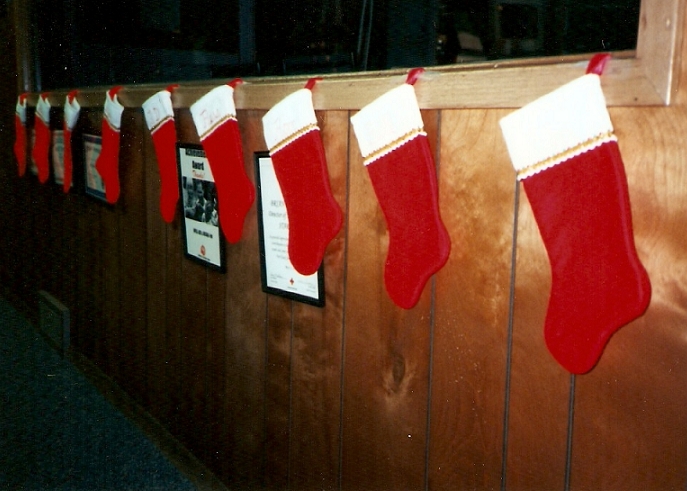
143 108 168 422
287 110 348 491
175 109 210 459
221 109 268 488
162 110 190 440
569 106 687 491
429 109 513 491
100 201 120 380
505 182 570 491
164 201 185 439
205 258 227 477
265 295 292 490
340 112 436 491
116 109 149 406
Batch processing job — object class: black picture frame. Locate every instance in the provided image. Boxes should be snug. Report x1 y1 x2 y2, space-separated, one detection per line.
254 151 325 307
177 143 226 273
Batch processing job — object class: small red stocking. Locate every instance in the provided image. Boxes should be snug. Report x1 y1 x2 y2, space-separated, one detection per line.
262 78 343 275
143 85 180 223
95 86 124 204
32 93 52 184
350 68 451 309
62 90 80 193
500 54 651 374
14 93 28 177
190 80 254 244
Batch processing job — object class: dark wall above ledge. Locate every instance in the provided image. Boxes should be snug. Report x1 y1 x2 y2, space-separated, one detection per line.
28 0 641 89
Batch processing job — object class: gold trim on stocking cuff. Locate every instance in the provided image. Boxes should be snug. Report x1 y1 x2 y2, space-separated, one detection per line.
363 128 426 166
269 123 318 154
516 131 617 180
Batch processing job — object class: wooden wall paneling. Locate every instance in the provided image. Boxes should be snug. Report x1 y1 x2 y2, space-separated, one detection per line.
143 110 169 422
178 246 209 458
50 185 64 299
13 169 34 304
221 109 268 488
175 109 210 459
116 110 148 406
569 106 687 491
340 111 437 491
41 177 57 299
164 193 184 439
205 259 227 476
100 197 121 380
287 110 348 491
428 109 513 491
52 112 79 331
46 111 66 303
91 107 122 381
505 179 570 491
72 118 98 360
77 109 108 368
25 116 42 314
265 295 292 490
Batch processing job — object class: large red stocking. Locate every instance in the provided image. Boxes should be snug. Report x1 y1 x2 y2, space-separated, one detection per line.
143 85 180 223
262 78 343 276
350 69 450 309
190 80 254 243
95 86 125 204
500 55 651 374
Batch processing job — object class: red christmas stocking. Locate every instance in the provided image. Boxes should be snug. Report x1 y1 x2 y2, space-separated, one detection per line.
350 68 451 309
32 93 52 184
95 86 124 204
500 54 651 374
62 90 80 193
262 78 343 275
190 80 254 244
143 85 180 223
14 93 28 176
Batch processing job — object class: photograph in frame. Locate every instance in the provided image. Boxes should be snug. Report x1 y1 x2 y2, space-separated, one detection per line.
177 143 225 272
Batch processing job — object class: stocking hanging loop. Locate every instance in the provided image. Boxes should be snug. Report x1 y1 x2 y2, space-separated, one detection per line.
586 53 611 75
405 67 425 86
305 77 323 91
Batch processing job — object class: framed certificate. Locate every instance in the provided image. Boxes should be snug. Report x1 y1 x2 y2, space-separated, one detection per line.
83 133 107 201
254 152 325 307
177 143 225 272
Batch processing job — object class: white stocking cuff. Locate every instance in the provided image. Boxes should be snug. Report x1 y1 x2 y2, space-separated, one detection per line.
500 74 615 180
350 83 426 166
190 85 237 141
262 88 318 154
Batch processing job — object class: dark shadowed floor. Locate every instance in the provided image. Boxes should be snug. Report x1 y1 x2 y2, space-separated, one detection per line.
0 295 196 490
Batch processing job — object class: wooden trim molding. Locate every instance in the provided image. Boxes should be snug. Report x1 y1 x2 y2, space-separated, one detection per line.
19 0 683 111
